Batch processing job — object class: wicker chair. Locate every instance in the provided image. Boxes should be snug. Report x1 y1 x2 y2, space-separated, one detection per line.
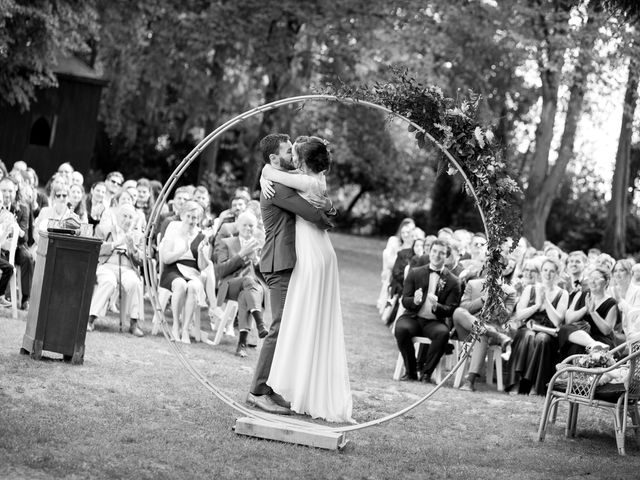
537 338 640 455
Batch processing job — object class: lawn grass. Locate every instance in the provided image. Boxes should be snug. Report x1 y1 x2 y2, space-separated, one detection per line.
1 232 638 479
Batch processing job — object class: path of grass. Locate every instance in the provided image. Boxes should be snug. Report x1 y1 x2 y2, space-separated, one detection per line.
0 233 638 479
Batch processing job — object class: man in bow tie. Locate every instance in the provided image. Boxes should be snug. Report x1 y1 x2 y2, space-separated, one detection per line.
564 251 588 303
394 239 462 383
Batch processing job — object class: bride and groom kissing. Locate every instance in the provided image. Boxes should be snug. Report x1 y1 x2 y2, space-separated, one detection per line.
246 133 354 424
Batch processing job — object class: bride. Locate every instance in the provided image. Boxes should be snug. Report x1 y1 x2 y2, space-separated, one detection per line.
260 136 353 423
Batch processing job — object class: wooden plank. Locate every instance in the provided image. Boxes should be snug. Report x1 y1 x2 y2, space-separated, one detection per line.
234 417 348 450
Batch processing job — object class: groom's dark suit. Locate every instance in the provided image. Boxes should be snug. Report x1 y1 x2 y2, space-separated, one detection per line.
394 264 461 380
250 182 333 396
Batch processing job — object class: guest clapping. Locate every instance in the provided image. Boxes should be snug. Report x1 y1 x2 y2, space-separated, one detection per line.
159 201 209 343
507 258 568 395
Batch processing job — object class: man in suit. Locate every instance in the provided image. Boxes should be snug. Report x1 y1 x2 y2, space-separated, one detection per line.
214 210 267 358
87 203 144 336
247 133 335 415
394 239 462 383
452 262 516 391
0 177 34 310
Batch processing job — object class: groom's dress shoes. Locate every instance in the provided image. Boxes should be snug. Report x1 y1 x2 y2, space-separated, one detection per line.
399 373 418 382
246 393 292 415
269 392 291 409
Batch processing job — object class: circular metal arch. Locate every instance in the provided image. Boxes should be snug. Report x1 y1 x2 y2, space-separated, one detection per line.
142 94 488 434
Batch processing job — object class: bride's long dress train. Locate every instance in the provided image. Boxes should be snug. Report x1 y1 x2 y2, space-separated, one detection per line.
267 216 353 423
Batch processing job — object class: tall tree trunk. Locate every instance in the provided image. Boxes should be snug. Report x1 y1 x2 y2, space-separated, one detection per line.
522 65 562 248
247 14 302 192
522 3 594 248
603 55 639 257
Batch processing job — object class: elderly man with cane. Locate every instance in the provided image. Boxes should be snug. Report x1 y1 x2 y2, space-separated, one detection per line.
87 203 145 336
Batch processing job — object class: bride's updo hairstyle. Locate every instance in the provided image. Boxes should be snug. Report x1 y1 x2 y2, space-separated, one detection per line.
294 136 331 173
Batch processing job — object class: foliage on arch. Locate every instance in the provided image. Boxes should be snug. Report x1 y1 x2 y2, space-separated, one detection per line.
331 70 523 324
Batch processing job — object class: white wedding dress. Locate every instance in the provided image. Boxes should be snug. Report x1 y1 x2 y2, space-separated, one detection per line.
267 174 353 423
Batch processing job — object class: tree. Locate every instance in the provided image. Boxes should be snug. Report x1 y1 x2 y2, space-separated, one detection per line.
603 39 639 256
0 0 98 110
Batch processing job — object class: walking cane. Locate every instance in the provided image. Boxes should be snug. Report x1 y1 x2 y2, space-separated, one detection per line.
117 250 124 332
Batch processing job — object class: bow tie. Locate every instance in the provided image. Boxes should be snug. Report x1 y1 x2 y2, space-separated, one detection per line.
574 279 581 287
429 268 441 276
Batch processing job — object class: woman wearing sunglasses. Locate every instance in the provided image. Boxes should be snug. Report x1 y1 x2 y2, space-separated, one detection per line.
33 185 78 247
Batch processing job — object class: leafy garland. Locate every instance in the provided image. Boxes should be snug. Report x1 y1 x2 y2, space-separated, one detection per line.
330 70 523 325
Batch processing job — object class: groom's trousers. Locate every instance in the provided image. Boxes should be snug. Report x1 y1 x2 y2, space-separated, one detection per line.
250 269 292 395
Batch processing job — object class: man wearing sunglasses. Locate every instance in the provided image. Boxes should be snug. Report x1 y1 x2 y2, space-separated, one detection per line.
104 171 124 208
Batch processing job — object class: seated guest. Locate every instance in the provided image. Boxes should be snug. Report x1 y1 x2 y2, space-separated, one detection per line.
135 178 154 222
377 218 415 313
33 185 79 247
68 183 88 223
103 171 124 208
245 199 266 247
511 259 540 302
563 250 588 303
213 192 251 246
159 201 209 343
394 239 461 383
459 232 487 283
612 259 640 338
558 267 617 359
193 186 215 229
86 182 108 228
445 241 464 277
506 257 568 395
384 237 420 325
214 211 267 358
71 171 84 187
632 263 640 285
158 186 193 238
453 259 516 391
0 195 16 307
0 177 34 310
87 204 145 336
595 252 615 273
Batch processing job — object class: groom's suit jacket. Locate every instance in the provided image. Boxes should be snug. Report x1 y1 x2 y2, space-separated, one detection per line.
401 264 462 322
259 182 332 274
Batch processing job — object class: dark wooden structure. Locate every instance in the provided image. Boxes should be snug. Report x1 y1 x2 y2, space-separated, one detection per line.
21 231 102 364
0 52 107 180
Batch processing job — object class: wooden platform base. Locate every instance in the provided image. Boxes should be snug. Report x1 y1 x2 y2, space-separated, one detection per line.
234 416 348 450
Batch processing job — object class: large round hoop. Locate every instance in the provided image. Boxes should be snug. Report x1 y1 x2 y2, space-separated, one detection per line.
142 94 488 434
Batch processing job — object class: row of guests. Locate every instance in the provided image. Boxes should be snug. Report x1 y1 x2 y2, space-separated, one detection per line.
386 222 640 395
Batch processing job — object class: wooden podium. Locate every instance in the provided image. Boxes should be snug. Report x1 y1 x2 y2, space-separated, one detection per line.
21 231 102 364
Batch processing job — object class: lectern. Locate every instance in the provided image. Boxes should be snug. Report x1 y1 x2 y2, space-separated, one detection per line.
21 231 102 364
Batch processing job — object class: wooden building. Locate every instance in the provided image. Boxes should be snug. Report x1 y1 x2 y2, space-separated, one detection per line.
0 52 107 180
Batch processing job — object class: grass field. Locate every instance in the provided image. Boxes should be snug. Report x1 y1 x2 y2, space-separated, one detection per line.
1 232 638 479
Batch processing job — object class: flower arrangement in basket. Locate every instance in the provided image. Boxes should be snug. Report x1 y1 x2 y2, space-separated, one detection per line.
574 345 615 370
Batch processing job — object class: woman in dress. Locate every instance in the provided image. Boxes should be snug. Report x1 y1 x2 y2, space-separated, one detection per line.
68 183 88 223
377 218 415 313
159 200 209 343
507 257 568 395
611 259 640 339
558 267 617 359
260 136 353 423
86 181 108 228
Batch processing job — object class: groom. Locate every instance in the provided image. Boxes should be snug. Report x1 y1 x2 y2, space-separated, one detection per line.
247 133 335 415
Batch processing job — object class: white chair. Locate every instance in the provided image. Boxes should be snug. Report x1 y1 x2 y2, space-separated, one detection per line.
453 342 504 391
7 223 22 319
392 336 445 384
211 300 239 346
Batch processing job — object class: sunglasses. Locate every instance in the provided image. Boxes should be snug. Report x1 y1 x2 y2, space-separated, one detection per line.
55 193 68 199
109 178 123 186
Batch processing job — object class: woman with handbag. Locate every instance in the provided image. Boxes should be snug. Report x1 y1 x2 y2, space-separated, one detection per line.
506 257 568 395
